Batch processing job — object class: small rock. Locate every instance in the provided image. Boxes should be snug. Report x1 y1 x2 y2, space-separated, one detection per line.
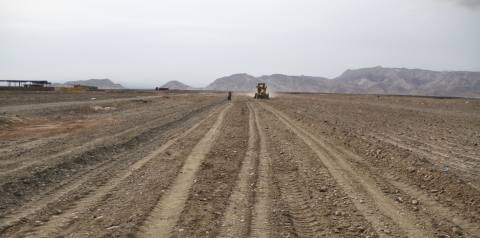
396 197 403 203
319 186 328 192
383 229 391 234
178 228 185 232
106 225 119 230
452 227 462 236
411 199 419 205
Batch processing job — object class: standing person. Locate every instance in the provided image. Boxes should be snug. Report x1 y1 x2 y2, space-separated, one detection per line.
227 91 232 101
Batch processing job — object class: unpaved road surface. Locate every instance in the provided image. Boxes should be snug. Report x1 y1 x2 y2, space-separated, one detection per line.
0 91 479 237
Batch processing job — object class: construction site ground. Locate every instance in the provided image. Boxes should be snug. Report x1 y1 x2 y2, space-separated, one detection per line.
0 91 479 238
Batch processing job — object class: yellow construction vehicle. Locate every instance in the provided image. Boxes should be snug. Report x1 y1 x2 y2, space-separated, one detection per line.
254 83 269 99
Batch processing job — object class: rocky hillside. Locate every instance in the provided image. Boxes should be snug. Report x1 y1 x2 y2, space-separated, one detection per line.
333 66 480 97
206 67 480 98
65 79 124 89
160 80 194 90
206 73 330 92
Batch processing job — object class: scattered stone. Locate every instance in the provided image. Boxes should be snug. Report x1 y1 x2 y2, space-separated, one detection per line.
395 196 403 203
334 211 344 216
411 199 419 205
452 227 462 236
106 225 119 230
319 186 328 192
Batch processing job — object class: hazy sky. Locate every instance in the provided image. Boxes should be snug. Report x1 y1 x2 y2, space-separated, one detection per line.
1 0 479 88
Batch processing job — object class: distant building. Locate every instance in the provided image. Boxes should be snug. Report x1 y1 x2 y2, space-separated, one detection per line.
0 80 54 91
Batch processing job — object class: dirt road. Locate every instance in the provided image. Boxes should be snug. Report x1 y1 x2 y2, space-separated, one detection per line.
0 91 479 237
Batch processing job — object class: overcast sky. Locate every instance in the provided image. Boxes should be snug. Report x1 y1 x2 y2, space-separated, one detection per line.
1 0 479 88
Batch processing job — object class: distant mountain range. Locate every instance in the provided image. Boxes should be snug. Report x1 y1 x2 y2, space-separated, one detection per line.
51 67 480 97
205 67 480 98
206 73 330 92
57 79 125 89
160 80 194 90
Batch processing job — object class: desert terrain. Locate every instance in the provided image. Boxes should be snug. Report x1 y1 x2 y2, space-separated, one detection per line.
0 91 479 238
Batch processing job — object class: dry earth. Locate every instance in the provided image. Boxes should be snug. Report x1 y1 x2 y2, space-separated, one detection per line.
0 91 479 238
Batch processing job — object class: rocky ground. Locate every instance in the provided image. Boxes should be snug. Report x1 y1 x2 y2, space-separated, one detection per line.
0 91 478 237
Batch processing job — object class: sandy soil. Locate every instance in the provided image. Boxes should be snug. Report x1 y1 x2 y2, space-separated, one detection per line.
0 91 478 238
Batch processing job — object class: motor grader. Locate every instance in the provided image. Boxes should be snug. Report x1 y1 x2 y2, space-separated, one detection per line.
254 83 269 99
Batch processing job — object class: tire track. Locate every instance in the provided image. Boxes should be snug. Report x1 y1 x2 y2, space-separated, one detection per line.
261 103 433 238
260 104 376 237
0 101 224 237
0 98 173 161
250 104 272 238
259 106 326 237
20 105 226 238
334 141 480 236
139 104 231 238
370 133 480 190
267 98 480 237
0 102 192 177
390 180 480 237
276 172 323 237
218 103 258 237
0 99 223 211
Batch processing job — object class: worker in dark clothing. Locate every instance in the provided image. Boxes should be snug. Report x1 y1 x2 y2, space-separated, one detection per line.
227 91 232 101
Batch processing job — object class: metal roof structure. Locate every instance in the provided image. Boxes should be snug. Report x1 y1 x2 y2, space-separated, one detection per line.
0 80 51 87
